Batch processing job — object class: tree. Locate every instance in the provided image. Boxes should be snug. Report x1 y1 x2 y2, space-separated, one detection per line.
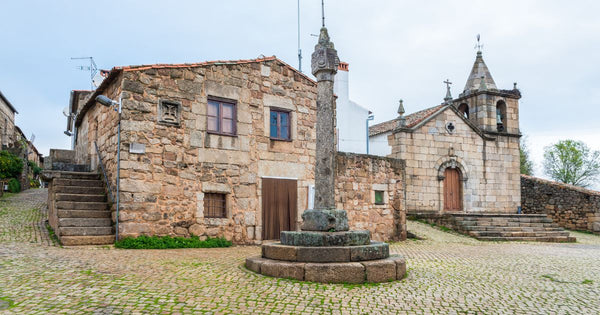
543 140 600 188
520 136 534 175
0 150 24 179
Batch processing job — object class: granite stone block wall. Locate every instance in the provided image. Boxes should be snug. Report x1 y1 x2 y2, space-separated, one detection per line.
521 175 600 233
335 152 406 241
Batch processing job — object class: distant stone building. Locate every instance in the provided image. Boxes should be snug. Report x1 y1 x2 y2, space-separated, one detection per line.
0 90 18 148
370 50 522 213
46 56 405 245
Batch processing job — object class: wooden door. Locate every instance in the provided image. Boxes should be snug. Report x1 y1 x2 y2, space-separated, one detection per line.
443 168 462 212
262 178 297 240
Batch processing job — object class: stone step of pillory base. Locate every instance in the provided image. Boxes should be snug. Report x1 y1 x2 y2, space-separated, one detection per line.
262 242 389 263
301 209 350 232
280 230 371 247
245 255 406 283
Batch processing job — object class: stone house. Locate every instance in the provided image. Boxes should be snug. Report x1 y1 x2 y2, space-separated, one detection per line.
54 56 405 244
0 90 18 148
370 50 522 213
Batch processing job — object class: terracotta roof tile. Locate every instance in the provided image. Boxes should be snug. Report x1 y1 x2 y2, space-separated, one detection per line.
369 104 446 136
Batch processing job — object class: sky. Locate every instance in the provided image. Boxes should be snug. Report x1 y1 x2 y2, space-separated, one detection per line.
1 0 599 188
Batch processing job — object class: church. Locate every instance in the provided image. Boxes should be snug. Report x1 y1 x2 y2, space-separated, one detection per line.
369 48 522 214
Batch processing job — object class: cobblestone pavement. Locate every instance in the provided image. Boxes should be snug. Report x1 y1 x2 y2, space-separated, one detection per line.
1 190 600 314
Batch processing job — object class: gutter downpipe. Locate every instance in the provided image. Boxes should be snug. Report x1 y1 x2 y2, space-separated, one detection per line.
116 95 122 241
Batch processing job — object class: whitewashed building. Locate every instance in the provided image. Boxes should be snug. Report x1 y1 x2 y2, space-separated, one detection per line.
334 62 372 154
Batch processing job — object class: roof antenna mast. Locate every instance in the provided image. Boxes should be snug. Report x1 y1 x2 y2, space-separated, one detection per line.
321 0 325 27
298 0 302 72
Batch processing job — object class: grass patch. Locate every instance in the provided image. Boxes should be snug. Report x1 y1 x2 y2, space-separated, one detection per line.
0 192 15 200
114 235 232 249
45 222 61 246
0 297 14 310
582 279 593 284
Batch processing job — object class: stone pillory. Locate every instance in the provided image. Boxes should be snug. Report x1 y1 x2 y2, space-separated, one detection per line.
246 26 407 284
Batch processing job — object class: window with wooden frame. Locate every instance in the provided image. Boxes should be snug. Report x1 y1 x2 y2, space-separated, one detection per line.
207 98 236 135
204 193 227 218
269 109 291 140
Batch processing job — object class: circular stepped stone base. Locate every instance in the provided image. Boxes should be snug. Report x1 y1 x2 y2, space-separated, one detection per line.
281 230 370 246
262 242 389 262
246 255 407 284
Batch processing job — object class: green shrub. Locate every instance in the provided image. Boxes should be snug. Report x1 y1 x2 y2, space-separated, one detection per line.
28 160 42 177
7 178 20 193
29 177 40 188
114 235 233 249
0 151 23 179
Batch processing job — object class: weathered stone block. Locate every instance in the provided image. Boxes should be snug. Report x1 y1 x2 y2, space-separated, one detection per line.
361 259 396 283
350 242 389 261
262 243 298 261
245 256 267 274
280 231 324 246
301 209 349 232
304 262 365 283
389 255 407 280
296 246 349 262
260 260 305 281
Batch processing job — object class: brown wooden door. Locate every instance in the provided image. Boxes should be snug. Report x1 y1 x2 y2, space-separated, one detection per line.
443 168 462 212
262 178 297 240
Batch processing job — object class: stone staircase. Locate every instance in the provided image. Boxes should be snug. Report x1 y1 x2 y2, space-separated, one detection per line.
452 214 575 242
51 171 114 246
408 212 576 242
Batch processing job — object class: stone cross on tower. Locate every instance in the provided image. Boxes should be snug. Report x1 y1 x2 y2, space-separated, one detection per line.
444 79 453 104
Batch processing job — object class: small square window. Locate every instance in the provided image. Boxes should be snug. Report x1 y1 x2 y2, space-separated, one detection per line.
374 190 385 205
270 109 291 140
204 193 227 218
207 98 237 136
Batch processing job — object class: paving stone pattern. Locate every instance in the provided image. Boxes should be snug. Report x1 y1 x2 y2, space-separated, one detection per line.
1 190 600 313
0 189 54 246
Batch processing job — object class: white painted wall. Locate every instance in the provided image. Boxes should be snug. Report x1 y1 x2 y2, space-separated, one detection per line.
369 132 392 156
334 65 371 154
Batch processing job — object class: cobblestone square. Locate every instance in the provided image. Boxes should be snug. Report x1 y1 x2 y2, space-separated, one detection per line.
1 189 599 314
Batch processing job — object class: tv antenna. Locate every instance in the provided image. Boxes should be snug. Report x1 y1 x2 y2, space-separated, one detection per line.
321 0 325 27
297 0 302 72
71 56 99 90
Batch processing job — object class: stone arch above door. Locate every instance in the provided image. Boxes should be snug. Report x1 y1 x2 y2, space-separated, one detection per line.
435 157 469 181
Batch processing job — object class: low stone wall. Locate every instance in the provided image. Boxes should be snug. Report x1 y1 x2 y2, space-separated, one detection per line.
521 175 600 234
335 152 406 242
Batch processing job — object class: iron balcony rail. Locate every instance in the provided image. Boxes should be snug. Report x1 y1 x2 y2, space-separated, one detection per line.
94 141 114 203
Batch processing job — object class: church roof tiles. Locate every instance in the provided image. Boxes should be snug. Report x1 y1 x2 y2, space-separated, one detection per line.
368 104 446 137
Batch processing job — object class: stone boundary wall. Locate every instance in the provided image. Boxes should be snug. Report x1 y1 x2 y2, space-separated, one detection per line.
521 175 600 233
335 152 406 241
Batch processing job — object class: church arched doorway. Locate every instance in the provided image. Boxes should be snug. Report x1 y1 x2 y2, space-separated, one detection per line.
443 167 463 212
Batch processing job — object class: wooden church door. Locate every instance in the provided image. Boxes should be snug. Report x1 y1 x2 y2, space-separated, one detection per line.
262 178 297 240
443 168 462 212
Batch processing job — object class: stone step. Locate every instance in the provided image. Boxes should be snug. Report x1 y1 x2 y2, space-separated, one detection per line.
462 226 565 233
61 235 115 246
56 201 108 210
59 218 112 227
55 178 104 188
57 209 111 218
54 185 105 195
50 163 90 173
60 226 113 236
54 171 100 180
471 231 569 238
56 193 106 202
477 236 576 243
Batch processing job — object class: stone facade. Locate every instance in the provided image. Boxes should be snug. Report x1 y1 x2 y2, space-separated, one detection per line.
0 90 17 148
335 152 406 241
521 175 600 234
73 57 320 244
389 106 520 213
